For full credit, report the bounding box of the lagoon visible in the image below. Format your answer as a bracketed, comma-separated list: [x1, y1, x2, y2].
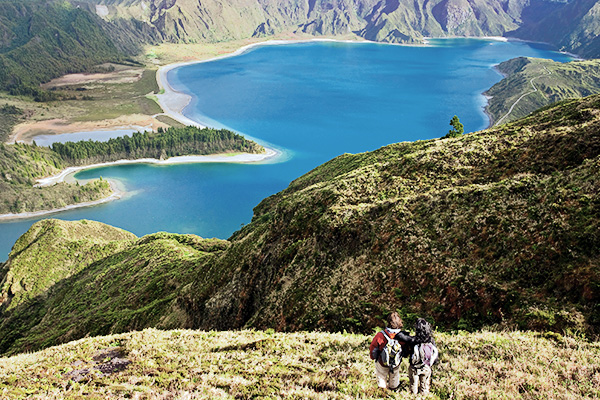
[31, 129, 149, 147]
[0, 39, 572, 260]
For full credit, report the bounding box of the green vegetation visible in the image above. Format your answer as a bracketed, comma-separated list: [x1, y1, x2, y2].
[0, 328, 598, 399]
[0, 219, 135, 311]
[51, 126, 265, 165]
[0, 221, 230, 355]
[442, 115, 464, 139]
[0, 1, 124, 95]
[0, 127, 264, 215]
[486, 57, 600, 125]
[0, 104, 23, 142]
[62, 68, 161, 122]
[1, 95, 599, 357]
[0, 142, 113, 215]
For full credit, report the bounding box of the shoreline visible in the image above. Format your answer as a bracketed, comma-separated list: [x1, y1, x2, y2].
[155, 38, 377, 126]
[0, 149, 277, 222]
[0, 180, 123, 222]
[156, 34, 569, 136]
[35, 149, 279, 187]
[3, 35, 571, 221]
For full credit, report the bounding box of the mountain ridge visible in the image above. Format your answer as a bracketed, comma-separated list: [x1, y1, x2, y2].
[1, 93, 598, 356]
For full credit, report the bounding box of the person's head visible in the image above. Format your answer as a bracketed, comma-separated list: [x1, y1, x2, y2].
[386, 312, 403, 330]
[415, 317, 433, 343]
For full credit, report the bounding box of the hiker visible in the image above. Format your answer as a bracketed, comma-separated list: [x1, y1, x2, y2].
[408, 318, 439, 395]
[369, 312, 415, 390]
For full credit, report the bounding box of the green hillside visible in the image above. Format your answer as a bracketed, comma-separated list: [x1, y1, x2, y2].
[0, 1, 124, 92]
[1, 94, 598, 356]
[512, 0, 600, 59]
[0, 127, 264, 215]
[0, 219, 135, 312]
[1, 0, 599, 103]
[0, 328, 598, 399]
[486, 57, 600, 125]
[0, 142, 113, 215]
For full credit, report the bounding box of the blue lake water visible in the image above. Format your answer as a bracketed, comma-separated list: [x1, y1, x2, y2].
[32, 129, 146, 147]
[0, 39, 572, 260]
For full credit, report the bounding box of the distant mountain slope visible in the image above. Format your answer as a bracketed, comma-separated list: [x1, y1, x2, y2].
[1, 95, 599, 355]
[1, 0, 599, 95]
[81, 0, 526, 43]
[0, 1, 125, 91]
[486, 57, 600, 124]
[512, 0, 600, 59]
[77, 0, 600, 57]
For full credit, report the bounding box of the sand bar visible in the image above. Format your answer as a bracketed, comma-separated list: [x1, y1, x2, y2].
[35, 148, 278, 187]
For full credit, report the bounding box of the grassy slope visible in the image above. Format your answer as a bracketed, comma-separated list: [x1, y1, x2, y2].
[189, 94, 600, 336]
[0, 219, 136, 311]
[0, 95, 598, 356]
[0, 143, 113, 214]
[0, 1, 123, 90]
[486, 57, 600, 125]
[60, 68, 161, 123]
[0, 328, 598, 399]
[0, 223, 229, 355]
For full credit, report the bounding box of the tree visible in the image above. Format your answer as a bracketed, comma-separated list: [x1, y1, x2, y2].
[444, 115, 464, 139]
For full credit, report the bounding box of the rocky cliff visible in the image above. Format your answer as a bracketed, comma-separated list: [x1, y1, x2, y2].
[78, 0, 600, 57]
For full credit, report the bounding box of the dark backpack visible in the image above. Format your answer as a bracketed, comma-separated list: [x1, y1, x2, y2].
[379, 331, 403, 370]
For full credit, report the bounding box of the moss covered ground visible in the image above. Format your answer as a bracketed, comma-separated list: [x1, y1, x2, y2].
[0, 328, 598, 399]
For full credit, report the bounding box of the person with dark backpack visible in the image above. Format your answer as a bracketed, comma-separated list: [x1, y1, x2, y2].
[408, 318, 439, 395]
[369, 312, 415, 390]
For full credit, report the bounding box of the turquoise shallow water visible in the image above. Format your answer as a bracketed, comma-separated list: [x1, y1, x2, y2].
[0, 39, 572, 260]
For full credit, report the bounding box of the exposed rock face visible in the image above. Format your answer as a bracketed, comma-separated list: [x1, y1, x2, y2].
[79, 0, 599, 57]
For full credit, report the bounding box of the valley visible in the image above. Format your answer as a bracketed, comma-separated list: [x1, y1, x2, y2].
[0, 1, 599, 398]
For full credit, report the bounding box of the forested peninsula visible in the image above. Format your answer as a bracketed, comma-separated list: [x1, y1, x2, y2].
[0, 126, 265, 216]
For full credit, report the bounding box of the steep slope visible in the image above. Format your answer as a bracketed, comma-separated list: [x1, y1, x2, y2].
[1, 328, 599, 399]
[0, 219, 136, 311]
[486, 57, 600, 125]
[0, 0, 125, 91]
[79, 0, 600, 57]
[1, 95, 599, 356]
[185, 94, 600, 336]
[0, 225, 228, 355]
[2, 0, 600, 96]
[511, 0, 600, 59]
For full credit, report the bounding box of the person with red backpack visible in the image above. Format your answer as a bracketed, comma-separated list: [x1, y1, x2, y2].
[408, 318, 439, 395]
[369, 312, 415, 390]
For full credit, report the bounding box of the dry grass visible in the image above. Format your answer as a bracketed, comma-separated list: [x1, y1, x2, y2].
[0, 328, 598, 399]
[143, 32, 363, 66]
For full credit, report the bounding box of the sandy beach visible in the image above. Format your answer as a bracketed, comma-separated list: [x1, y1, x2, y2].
[34, 149, 278, 188]
[3, 36, 527, 221]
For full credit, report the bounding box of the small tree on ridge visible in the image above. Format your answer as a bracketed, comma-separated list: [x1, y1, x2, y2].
[444, 115, 464, 139]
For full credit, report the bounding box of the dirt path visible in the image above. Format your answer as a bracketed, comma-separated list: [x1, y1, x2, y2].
[494, 66, 551, 126]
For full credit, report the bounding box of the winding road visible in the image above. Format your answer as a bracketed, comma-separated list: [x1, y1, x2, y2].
[494, 66, 551, 126]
